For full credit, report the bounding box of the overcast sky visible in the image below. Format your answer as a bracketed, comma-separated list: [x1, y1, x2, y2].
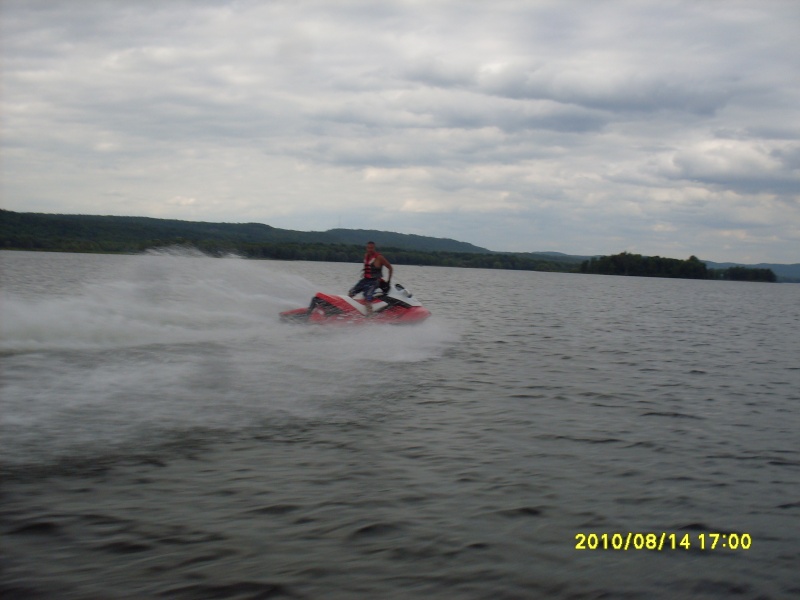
[2, 0, 799, 263]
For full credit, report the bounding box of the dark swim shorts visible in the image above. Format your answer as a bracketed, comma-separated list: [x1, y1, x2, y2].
[349, 278, 380, 301]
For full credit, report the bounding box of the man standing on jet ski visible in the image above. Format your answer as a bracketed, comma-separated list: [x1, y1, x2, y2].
[349, 241, 393, 316]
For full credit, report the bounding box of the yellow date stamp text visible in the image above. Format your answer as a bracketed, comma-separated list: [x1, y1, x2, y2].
[574, 532, 752, 551]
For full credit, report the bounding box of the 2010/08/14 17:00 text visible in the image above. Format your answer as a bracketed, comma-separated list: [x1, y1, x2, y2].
[575, 532, 752, 551]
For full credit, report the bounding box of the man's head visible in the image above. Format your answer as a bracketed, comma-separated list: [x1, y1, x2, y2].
[366, 241, 376, 252]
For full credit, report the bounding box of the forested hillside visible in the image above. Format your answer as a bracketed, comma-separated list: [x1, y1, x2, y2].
[0, 210, 577, 273]
[1, 210, 788, 281]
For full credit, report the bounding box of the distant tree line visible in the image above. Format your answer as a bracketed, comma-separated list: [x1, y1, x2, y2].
[1, 210, 777, 281]
[210, 242, 573, 272]
[0, 210, 575, 272]
[580, 252, 776, 282]
[717, 265, 778, 282]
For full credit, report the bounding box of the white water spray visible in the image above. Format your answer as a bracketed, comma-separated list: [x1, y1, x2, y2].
[0, 250, 457, 464]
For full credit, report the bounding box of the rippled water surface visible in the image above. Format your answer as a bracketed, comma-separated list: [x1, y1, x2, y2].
[1, 250, 799, 599]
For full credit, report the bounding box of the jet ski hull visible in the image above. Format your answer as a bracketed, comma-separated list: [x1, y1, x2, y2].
[280, 285, 431, 325]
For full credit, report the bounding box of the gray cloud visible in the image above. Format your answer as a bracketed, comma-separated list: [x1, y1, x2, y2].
[1, 0, 799, 263]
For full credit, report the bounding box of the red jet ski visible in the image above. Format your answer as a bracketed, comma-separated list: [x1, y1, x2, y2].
[280, 282, 431, 325]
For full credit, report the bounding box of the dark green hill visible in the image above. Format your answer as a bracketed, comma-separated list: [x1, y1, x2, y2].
[0, 209, 581, 272]
[2, 210, 793, 280]
[323, 228, 490, 253]
[0, 210, 486, 254]
[0, 210, 322, 250]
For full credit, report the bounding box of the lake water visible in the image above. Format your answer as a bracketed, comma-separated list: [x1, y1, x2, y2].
[1, 249, 798, 599]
